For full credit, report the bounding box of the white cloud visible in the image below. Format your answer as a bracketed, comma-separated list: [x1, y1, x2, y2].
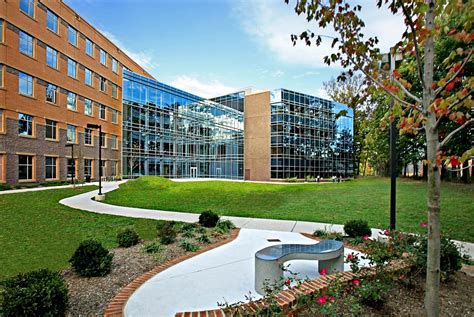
[170, 75, 237, 98]
[232, 0, 405, 68]
[256, 68, 285, 78]
[97, 29, 159, 73]
[293, 70, 320, 79]
[315, 87, 330, 100]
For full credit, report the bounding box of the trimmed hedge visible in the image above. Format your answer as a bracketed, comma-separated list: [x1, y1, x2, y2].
[69, 239, 113, 277]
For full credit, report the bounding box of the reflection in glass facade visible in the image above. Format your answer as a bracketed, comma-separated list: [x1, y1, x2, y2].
[270, 89, 354, 179]
[210, 91, 245, 112]
[122, 70, 244, 179]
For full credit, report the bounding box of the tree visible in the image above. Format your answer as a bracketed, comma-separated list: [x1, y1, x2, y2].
[323, 74, 368, 176]
[286, 1, 473, 316]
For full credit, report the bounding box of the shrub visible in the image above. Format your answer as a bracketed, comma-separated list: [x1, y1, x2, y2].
[199, 210, 220, 228]
[214, 219, 236, 234]
[181, 222, 197, 238]
[344, 220, 372, 238]
[116, 227, 140, 248]
[179, 239, 199, 252]
[197, 234, 211, 244]
[142, 241, 161, 254]
[355, 278, 393, 309]
[158, 222, 177, 245]
[1, 269, 69, 317]
[69, 239, 113, 277]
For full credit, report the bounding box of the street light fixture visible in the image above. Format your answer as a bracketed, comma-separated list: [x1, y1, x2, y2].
[87, 123, 103, 197]
[65, 143, 75, 188]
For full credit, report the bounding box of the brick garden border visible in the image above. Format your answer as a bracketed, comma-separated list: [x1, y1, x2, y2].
[103, 229, 240, 317]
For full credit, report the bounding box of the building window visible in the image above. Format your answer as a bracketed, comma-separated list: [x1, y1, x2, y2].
[99, 77, 106, 92]
[84, 98, 92, 116]
[85, 68, 93, 86]
[100, 49, 107, 65]
[85, 38, 93, 56]
[101, 160, 106, 176]
[110, 161, 117, 176]
[99, 104, 106, 120]
[84, 159, 92, 177]
[46, 10, 58, 33]
[67, 92, 76, 111]
[45, 119, 57, 140]
[111, 135, 117, 149]
[0, 20, 4, 43]
[84, 128, 92, 145]
[67, 58, 77, 78]
[112, 58, 118, 73]
[18, 72, 33, 97]
[111, 83, 117, 98]
[67, 159, 76, 178]
[111, 109, 118, 124]
[68, 26, 77, 46]
[67, 124, 76, 143]
[19, 0, 34, 18]
[100, 132, 106, 148]
[18, 113, 33, 136]
[18, 155, 34, 180]
[45, 84, 56, 103]
[45, 156, 57, 179]
[46, 46, 57, 68]
[0, 65, 3, 87]
[19, 31, 34, 57]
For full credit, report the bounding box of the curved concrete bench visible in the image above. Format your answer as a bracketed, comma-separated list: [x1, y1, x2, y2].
[255, 240, 344, 295]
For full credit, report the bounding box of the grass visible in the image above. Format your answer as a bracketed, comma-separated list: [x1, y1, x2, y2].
[0, 186, 165, 279]
[105, 177, 474, 242]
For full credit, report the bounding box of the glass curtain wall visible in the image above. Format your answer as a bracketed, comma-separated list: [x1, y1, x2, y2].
[270, 89, 354, 179]
[210, 91, 245, 112]
[122, 70, 244, 179]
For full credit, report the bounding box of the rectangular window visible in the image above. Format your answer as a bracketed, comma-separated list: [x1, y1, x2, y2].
[46, 10, 58, 33]
[67, 159, 76, 178]
[84, 159, 92, 177]
[111, 135, 117, 149]
[45, 157, 57, 179]
[100, 132, 106, 148]
[99, 104, 106, 120]
[111, 109, 118, 124]
[19, 0, 34, 18]
[18, 113, 33, 136]
[45, 119, 57, 140]
[112, 58, 118, 73]
[85, 38, 93, 56]
[45, 83, 56, 103]
[99, 77, 106, 92]
[0, 20, 3, 43]
[85, 68, 93, 86]
[18, 72, 33, 96]
[67, 92, 76, 111]
[67, 124, 76, 143]
[19, 31, 34, 57]
[110, 161, 116, 176]
[18, 155, 33, 180]
[84, 128, 92, 145]
[84, 98, 92, 116]
[100, 49, 107, 65]
[111, 83, 117, 98]
[67, 58, 77, 78]
[46, 46, 57, 68]
[68, 26, 77, 46]
[0, 65, 3, 87]
[101, 160, 106, 176]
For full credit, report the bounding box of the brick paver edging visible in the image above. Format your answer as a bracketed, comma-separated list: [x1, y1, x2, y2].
[174, 235, 411, 317]
[103, 229, 241, 317]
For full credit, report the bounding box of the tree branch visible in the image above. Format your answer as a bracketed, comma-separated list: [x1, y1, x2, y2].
[438, 118, 474, 150]
[392, 76, 422, 103]
[433, 89, 473, 130]
[434, 49, 473, 97]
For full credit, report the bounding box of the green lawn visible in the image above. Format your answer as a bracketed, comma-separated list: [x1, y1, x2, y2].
[105, 177, 474, 242]
[0, 187, 163, 279]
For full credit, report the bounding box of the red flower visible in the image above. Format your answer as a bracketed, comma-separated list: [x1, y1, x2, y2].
[352, 279, 360, 286]
[285, 279, 291, 287]
[317, 295, 328, 305]
[347, 254, 354, 260]
[420, 221, 428, 228]
[384, 229, 391, 236]
[363, 235, 369, 241]
[446, 82, 455, 91]
[320, 268, 328, 276]
[329, 296, 336, 302]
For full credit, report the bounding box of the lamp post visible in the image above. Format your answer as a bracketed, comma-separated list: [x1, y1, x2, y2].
[65, 143, 75, 188]
[87, 123, 102, 197]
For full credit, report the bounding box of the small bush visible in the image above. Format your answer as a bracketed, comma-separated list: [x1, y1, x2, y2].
[215, 219, 236, 234]
[142, 241, 161, 254]
[199, 210, 220, 228]
[69, 239, 113, 277]
[179, 239, 199, 252]
[181, 222, 197, 232]
[116, 227, 140, 248]
[158, 222, 177, 245]
[355, 278, 392, 309]
[1, 269, 69, 317]
[197, 234, 211, 244]
[344, 220, 372, 238]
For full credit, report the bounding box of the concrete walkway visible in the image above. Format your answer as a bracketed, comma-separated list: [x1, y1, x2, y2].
[58, 181, 474, 258]
[124, 228, 369, 317]
[0, 182, 100, 195]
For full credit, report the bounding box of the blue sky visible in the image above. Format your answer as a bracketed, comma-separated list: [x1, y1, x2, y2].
[64, 0, 405, 98]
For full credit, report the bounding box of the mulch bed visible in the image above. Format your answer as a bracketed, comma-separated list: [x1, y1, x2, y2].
[62, 230, 234, 316]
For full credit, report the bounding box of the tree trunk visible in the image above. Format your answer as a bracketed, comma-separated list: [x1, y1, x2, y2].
[424, 2, 440, 316]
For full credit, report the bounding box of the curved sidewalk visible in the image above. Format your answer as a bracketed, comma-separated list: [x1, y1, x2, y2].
[59, 181, 474, 258]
